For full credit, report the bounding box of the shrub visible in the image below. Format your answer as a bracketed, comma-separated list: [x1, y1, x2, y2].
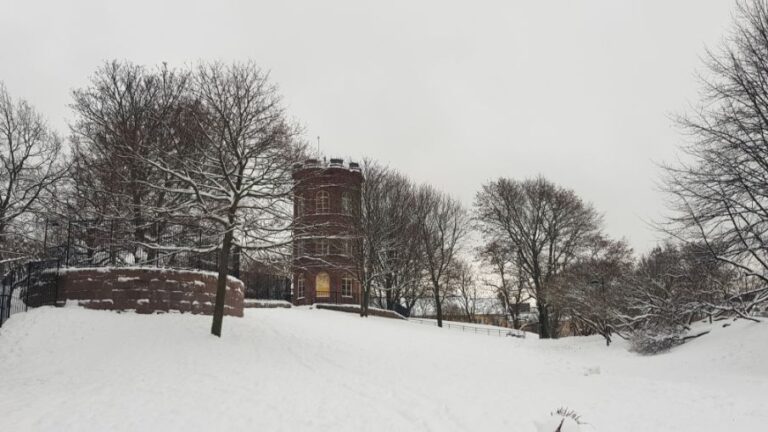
[629, 327, 684, 355]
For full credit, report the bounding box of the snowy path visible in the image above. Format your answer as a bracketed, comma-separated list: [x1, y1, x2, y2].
[0, 306, 765, 431]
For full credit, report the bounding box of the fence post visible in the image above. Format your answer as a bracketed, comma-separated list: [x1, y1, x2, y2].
[155, 222, 160, 268]
[65, 222, 72, 267]
[25, 262, 32, 311]
[197, 229, 203, 269]
[43, 219, 49, 252]
[109, 219, 115, 265]
[55, 259, 61, 307]
[1, 285, 6, 326]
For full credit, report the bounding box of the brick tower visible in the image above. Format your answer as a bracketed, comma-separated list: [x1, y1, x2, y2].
[292, 158, 363, 305]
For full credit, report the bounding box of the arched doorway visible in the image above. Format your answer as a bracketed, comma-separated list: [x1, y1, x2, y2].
[315, 272, 330, 298]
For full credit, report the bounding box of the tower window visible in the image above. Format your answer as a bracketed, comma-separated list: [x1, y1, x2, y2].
[317, 239, 330, 256]
[342, 277, 353, 297]
[342, 192, 352, 215]
[316, 190, 330, 213]
[296, 277, 305, 299]
[296, 239, 305, 256]
[296, 196, 305, 216]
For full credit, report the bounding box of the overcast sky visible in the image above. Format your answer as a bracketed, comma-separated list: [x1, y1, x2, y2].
[0, 0, 737, 253]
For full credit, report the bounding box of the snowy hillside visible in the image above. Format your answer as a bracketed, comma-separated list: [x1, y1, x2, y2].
[0, 306, 765, 431]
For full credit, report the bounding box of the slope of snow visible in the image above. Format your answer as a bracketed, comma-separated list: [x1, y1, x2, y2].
[0, 306, 765, 431]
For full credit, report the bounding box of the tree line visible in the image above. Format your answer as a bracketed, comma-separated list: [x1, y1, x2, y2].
[345, 0, 768, 349]
[1, 1, 767, 341]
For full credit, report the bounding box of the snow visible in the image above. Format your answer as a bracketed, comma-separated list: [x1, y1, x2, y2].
[409, 317, 530, 337]
[116, 276, 140, 282]
[244, 299, 292, 308]
[534, 415, 583, 432]
[314, 302, 406, 318]
[0, 306, 765, 431]
[56, 266, 244, 286]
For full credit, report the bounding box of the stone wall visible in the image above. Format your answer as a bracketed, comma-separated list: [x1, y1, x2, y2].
[57, 267, 244, 317]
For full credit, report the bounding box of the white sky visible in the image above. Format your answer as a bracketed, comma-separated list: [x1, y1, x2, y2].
[0, 0, 736, 253]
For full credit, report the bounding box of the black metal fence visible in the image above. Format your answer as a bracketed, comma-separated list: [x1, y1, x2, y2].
[0, 260, 60, 327]
[1, 218, 240, 326]
[41, 218, 239, 277]
[0, 218, 247, 326]
[241, 271, 291, 300]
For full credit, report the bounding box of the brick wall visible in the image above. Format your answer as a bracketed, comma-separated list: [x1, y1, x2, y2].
[58, 267, 244, 317]
[292, 161, 364, 306]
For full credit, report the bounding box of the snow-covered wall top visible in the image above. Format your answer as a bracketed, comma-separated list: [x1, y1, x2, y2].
[57, 267, 244, 317]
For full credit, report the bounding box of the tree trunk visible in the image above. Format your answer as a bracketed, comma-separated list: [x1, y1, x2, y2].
[434, 284, 443, 328]
[0, 222, 6, 264]
[384, 274, 395, 310]
[360, 279, 370, 317]
[211, 227, 233, 337]
[510, 303, 520, 330]
[538, 301, 552, 339]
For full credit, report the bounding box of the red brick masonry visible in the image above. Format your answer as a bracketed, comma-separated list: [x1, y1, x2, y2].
[57, 267, 244, 317]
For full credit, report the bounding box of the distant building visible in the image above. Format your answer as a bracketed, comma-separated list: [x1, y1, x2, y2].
[292, 158, 363, 306]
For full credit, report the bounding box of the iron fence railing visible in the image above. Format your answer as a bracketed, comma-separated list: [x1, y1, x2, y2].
[40, 218, 239, 277]
[0, 217, 250, 326]
[408, 317, 527, 338]
[0, 259, 60, 327]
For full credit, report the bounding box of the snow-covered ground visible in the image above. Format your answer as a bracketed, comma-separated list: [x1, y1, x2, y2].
[408, 317, 530, 336]
[0, 305, 765, 431]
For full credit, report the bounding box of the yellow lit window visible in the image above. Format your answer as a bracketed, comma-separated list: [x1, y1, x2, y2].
[316, 272, 330, 298]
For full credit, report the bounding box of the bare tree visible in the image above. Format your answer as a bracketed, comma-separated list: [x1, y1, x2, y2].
[449, 258, 479, 322]
[349, 161, 389, 316]
[69, 61, 192, 259]
[474, 176, 602, 338]
[624, 242, 740, 330]
[137, 61, 301, 336]
[0, 82, 66, 264]
[550, 237, 634, 345]
[664, 0, 768, 313]
[372, 169, 424, 314]
[415, 186, 468, 327]
[477, 240, 530, 329]
[349, 161, 423, 317]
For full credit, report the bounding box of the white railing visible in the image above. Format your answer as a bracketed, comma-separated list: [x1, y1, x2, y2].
[408, 318, 526, 338]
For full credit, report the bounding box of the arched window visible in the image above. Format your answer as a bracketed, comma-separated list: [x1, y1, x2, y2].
[341, 277, 353, 297]
[296, 277, 305, 299]
[341, 192, 352, 215]
[296, 196, 305, 217]
[316, 272, 330, 298]
[316, 190, 330, 213]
